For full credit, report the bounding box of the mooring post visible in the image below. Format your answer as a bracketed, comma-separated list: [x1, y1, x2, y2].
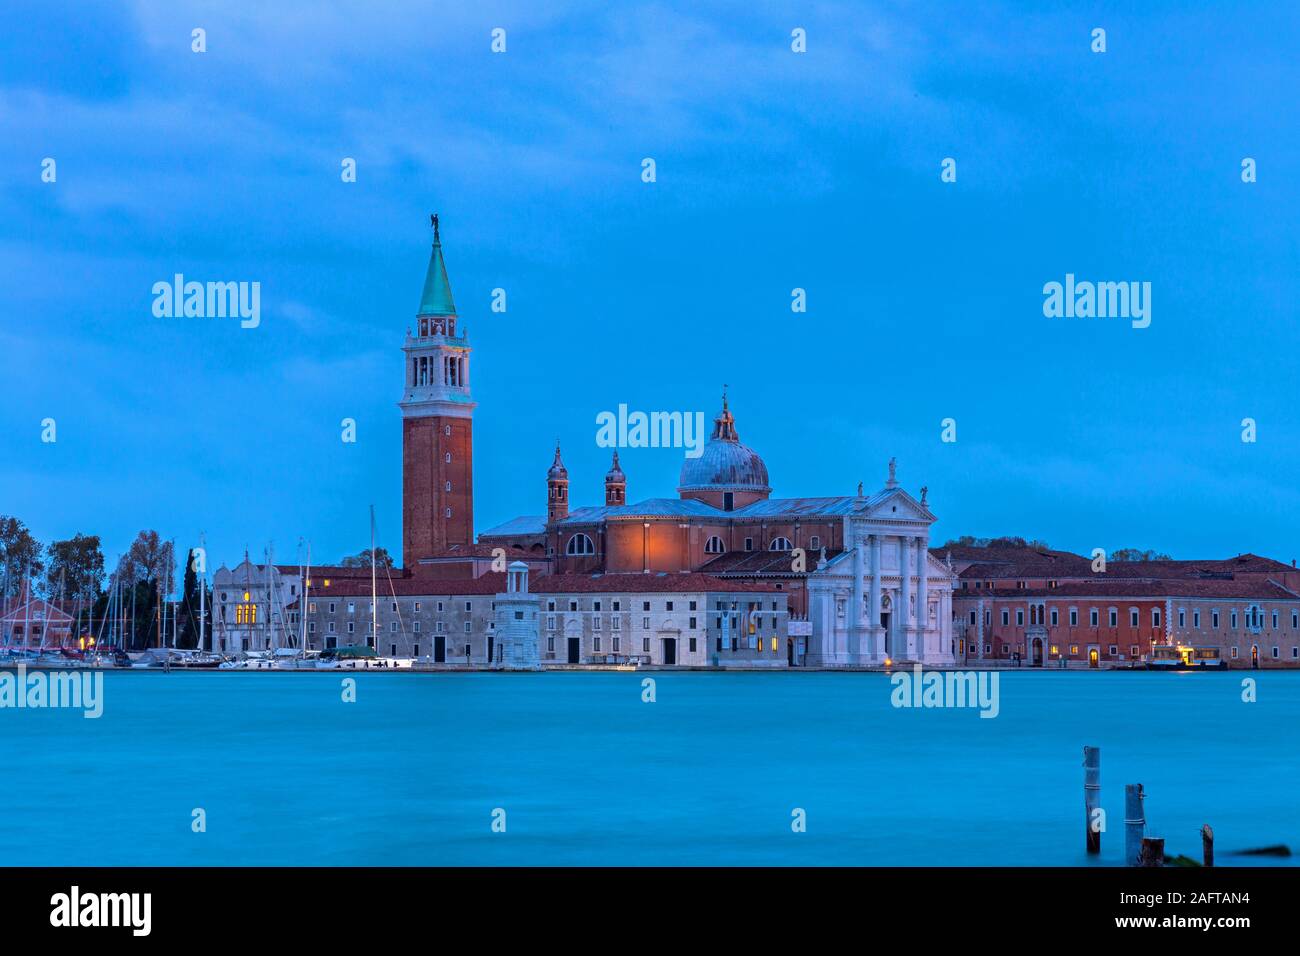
[1084, 746, 1101, 854]
[1139, 837, 1165, 867]
[1202, 824, 1214, 867]
[1124, 783, 1145, 866]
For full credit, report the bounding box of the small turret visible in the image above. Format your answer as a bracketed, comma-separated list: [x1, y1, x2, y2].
[605, 451, 626, 507]
[547, 442, 569, 522]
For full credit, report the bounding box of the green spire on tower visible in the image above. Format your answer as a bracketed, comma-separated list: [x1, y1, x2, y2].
[418, 213, 456, 316]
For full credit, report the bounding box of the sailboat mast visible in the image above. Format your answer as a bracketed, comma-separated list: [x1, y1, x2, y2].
[300, 540, 311, 656]
[198, 532, 207, 654]
[370, 506, 378, 657]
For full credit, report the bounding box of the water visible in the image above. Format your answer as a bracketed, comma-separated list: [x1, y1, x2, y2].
[2, 670, 1295, 866]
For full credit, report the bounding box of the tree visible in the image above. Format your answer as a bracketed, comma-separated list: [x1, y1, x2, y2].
[176, 548, 211, 649]
[1111, 548, 1172, 562]
[0, 515, 44, 598]
[117, 530, 175, 587]
[45, 534, 105, 606]
[341, 547, 394, 569]
[938, 535, 1052, 551]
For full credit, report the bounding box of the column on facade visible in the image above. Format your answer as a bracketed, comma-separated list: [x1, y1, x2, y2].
[915, 535, 928, 660]
[898, 536, 911, 659]
[868, 533, 882, 663]
[851, 536, 865, 663]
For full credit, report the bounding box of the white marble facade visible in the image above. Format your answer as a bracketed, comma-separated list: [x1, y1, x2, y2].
[806, 463, 956, 666]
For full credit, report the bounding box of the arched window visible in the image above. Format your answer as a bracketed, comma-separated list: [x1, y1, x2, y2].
[769, 537, 793, 551]
[566, 533, 595, 556]
[705, 536, 726, 554]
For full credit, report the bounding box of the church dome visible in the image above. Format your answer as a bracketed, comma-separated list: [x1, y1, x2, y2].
[677, 394, 770, 493]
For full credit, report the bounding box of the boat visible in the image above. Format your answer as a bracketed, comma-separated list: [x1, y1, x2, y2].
[1145, 645, 1224, 670]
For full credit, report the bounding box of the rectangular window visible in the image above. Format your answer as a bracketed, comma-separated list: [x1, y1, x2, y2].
[1231, 610, 1238, 628]
[612, 617, 621, 630]
[1108, 644, 1118, 655]
[690, 637, 698, 653]
[1069, 608, 1078, 626]
[593, 616, 601, 630]
[613, 601, 620, 611]
[1015, 609, 1024, 627]
[547, 616, 555, 630]
[547, 636, 555, 652]
[666, 601, 674, 611]
[969, 611, 977, 625]
[642, 617, 650, 629]
[642, 601, 650, 611]
[643, 638, 650, 652]
[744, 538, 753, 551]
[1090, 608, 1099, 627]
[414, 602, 421, 613]
[464, 622, 471, 633]
[689, 600, 697, 611]
[1050, 608, 1058, 626]
[689, 617, 697, 629]
[594, 636, 602, 652]
[1108, 609, 1117, 627]
[1001, 610, 1009, 626]
[1178, 609, 1185, 628]
[1152, 609, 1161, 628]
[413, 621, 421, 633]
[1129, 645, 1139, 657]
[465, 601, 472, 612]
[593, 600, 602, 612]
[1130, 610, 1139, 627]
[1272, 611, 1279, 629]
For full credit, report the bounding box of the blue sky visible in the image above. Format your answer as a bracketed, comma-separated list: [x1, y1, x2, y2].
[2, 0, 1299, 577]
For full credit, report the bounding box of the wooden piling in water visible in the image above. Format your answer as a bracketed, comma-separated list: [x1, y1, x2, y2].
[1139, 837, 1165, 867]
[1202, 825, 1214, 867]
[1083, 746, 1101, 854]
[1124, 783, 1145, 866]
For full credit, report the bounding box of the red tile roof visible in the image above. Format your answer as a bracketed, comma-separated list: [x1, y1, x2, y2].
[307, 571, 783, 598]
[972, 579, 1300, 600]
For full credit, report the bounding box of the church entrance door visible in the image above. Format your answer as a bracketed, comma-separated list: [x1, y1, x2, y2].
[662, 638, 677, 665]
[1031, 638, 1044, 666]
[567, 637, 580, 664]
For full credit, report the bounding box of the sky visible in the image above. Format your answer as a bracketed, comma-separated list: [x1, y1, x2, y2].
[2, 0, 1299, 580]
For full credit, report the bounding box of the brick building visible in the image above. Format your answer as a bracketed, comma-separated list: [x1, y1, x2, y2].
[949, 544, 1300, 667]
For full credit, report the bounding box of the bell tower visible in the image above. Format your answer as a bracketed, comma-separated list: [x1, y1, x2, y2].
[400, 214, 475, 568]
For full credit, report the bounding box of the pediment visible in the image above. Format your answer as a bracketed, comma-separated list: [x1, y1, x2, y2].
[857, 488, 934, 524]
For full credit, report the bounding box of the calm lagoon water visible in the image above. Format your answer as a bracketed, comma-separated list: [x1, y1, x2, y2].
[2, 670, 1296, 866]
